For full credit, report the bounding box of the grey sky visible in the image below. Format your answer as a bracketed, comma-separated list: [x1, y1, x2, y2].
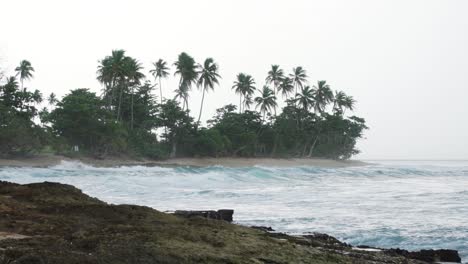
[1, 0, 467, 159]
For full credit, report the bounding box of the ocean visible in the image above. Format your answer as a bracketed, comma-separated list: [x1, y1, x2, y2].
[0, 160, 467, 261]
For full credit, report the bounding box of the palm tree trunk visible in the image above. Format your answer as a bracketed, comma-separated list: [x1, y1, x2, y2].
[308, 136, 319, 157]
[109, 77, 116, 110]
[239, 94, 242, 113]
[159, 77, 167, 135]
[159, 77, 163, 104]
[197, 88, 206, 123]
[130, 86, 134, 130]
[117, 82, 125, 121]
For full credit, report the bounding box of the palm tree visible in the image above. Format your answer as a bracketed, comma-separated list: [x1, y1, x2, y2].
[255, 86, 277, 120]
[174, 52, 198, 111]
[240, 75, 256, 113]
[197, 58, 220, 123]
[149, 59, 170, 104]
[343, 95, 356, 115]
[97, 56, 113, 107]
[232, 73, 246, 113]
[265, 65, 284, 95]
[243, 94, 254, 111]
[333, 91, 345, 114]
[289, 66, 308, 96]
[278, 77, 294, 99]
[32, 89, 43, 104]
[232, 73, 256, 113]
[333, 90, 356, 115]
[124, 57, 145, 129]
[294, 86, 315, 111]
[173, 89, 186, 106]
[97, 50, 127, 112]
[15, 60, 34, 89]
[48, 93, 58, 106]
[311, 80, 334, 114]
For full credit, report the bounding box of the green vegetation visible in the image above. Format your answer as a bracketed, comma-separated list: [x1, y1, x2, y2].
[0, 51, 367, 159]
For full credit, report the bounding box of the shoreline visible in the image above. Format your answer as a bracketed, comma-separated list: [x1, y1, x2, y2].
[0, 154, 370, 168]
[0, 181, 461, 263]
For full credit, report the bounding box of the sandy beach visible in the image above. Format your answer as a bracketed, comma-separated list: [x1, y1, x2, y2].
[0, 154, 368, 168]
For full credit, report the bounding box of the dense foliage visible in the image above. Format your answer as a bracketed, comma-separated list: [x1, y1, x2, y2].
[0, 52, 367, 159]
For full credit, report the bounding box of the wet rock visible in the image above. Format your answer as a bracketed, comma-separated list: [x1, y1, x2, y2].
[385, 248, 461, 263]
[174, 209, 234, 222]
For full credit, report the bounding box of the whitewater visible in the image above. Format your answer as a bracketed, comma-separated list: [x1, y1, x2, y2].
[0, 160, 467, 261]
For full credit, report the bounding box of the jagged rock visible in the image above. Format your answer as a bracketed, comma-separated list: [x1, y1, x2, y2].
[174, 209, 234, 222]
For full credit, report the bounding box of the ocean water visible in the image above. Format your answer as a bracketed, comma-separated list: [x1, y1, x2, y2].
[0, 160, 467, 261]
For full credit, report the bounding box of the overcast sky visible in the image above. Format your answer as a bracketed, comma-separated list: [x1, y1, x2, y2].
[1, 0, 467, 159]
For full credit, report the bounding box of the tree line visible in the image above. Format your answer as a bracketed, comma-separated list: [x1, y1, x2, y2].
[0, 51, 367, 159]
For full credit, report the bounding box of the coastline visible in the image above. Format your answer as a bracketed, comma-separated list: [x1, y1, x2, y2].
[0, 181, 461, 263]
[0, 154, 369, 168]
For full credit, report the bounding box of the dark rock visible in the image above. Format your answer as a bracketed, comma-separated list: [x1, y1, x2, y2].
[385, 248, 461, 263]
[174, 209, 234, 222]
[217, 209, 234, 222]
[250, 226, 275, 232]
[303, 232, 351, 248]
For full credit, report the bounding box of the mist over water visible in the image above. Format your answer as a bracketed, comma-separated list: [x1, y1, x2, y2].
[1, 160, 467, 260]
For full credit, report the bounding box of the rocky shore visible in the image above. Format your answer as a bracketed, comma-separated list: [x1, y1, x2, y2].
[0, 181, 461, 264]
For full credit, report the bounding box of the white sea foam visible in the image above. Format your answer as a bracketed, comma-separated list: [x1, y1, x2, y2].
[1, 160, 467, 260]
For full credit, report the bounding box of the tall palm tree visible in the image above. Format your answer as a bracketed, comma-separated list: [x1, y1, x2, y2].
[265, 65, 284, 95]
[232, 73, 256, 113]
[255, 86, 277, 120]
[197, 58, 220, 123]
[278, 77, 294, 99]
[311, 80, 334, 114]
[15, 60, 35, 89]
[232, 73, 246, 113]
[294, 86, 315, 111]
[289, 66, 308, 96]
[174, 52, 199, 111]
[149, 59, 170, 104]
[240, 75, 256, 113]
[97, 56, 113, 107]
[48, 93, 58, 106]
[97, 50, 127, 112]
[124, 57, 145, 129]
